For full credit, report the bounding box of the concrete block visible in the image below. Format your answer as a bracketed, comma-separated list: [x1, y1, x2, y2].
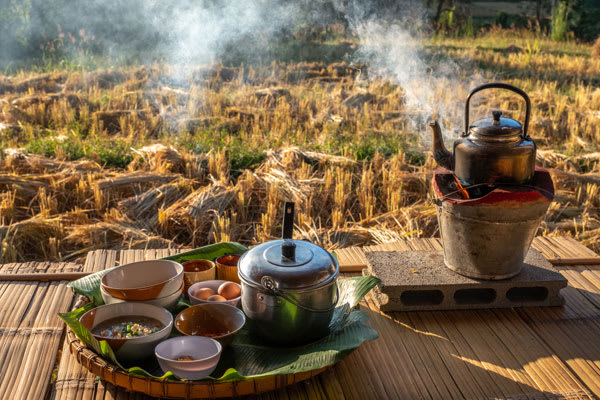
[364, 249, 567, 312]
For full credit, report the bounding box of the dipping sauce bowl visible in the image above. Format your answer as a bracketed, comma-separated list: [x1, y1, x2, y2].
[155, 336, 222, 380]
[182, 259, 216, 295]
[215, 255, 241, 284]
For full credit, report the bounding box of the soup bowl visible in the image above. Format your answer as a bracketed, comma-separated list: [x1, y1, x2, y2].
[101, 260, 183, 301]
[80, 302, 173, 363]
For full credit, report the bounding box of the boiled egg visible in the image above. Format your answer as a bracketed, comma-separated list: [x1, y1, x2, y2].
[207, 294, 228, 302]
[194, 287, 215, 300]
[218, 281, 241, 300]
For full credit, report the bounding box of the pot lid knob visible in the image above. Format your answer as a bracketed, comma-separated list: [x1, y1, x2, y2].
[281, 240, 296, 261]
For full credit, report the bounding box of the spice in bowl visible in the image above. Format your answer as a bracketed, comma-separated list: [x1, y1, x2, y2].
[175, 355, 195, 361]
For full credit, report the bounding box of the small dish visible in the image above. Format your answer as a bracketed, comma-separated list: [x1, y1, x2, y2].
[101, 282, 183, 310]
[80, 302, 173, 363]
[101, 260, 183, 301]
[155, 336, 222, 380]
[188, 280, 241, 307]
[182, 259, 216, 295]
[175, 303, 246, 347]
[215, 255, 241, 283]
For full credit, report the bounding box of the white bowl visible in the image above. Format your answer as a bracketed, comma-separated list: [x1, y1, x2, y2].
[101, 260, 184, 301]
[155, 336, 222, 380]
[101, 283, 183, 310]
[80, 302, 173, 364]
[188, 280, 241, 307]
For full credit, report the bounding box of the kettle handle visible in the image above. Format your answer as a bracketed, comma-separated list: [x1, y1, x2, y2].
[465, 82, 531, 137]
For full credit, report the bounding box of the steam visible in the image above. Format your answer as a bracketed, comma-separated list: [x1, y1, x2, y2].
[352, 20, 484, 139]
[156, 1, 298, 66]
[1, 0, 485, 138]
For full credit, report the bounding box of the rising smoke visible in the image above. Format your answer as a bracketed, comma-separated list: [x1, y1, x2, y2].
[1, 0, 483, 137]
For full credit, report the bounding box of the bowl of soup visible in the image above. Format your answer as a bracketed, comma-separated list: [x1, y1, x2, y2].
[80, 302, 173, 363]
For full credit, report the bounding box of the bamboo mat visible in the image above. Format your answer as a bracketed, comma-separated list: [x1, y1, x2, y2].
[1, 237, 598, 399]
[0, 261, 80, 400]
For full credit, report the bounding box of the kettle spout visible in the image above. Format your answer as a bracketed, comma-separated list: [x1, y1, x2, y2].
[429, 120, 452, 170]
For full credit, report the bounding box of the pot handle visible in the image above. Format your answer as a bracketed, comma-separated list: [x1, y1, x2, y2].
[465, 82, 531, 137]
[261, 276, 339, 313]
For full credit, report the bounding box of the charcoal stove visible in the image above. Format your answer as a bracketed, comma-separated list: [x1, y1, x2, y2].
[366, 83, 567, 311]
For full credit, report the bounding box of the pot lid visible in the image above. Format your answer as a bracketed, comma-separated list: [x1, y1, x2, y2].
[470, 110, 522, 137]
[238, 201, 339, 290]
[238, 239, 339, 290]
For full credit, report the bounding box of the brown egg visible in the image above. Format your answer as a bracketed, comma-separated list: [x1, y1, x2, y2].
[218, 281, 241, 300]
[207, 294, 227, 302]
[193, 287, 215, 300]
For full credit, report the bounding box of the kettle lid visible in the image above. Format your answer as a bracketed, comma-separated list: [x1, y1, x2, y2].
[469, 110, 522, 137]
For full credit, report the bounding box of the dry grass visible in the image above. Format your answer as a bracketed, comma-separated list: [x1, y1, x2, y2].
[1, 31, 599, 262]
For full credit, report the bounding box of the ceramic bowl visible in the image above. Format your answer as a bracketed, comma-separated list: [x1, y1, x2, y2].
[155, 336, 222, 380]
[188, 280, 241, 307]
[182, 259, 216, 295]
[80, 302, 173, 364]
[174, 303, 246, 347]
[101, 282, 183, 310]
[215, 255, 241, 284]
[101, 260, 183, 301]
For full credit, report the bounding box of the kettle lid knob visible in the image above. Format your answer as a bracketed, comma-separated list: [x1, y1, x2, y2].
[492, 110, 502, 124]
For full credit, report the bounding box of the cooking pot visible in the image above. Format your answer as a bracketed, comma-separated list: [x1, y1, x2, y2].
[238, 202, 339, 345]
[430, 82, 536, 186]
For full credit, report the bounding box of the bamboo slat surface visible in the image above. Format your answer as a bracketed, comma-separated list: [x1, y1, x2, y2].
[0, 261, 80, 400]
[1, 236, 599, 399]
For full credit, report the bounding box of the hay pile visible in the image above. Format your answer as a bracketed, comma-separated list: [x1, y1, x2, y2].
[1, 143, 597, 264]
[1, 59, 599, 262]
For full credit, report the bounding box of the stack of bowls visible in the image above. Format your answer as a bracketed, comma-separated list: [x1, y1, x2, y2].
[101, 260, 184, 310]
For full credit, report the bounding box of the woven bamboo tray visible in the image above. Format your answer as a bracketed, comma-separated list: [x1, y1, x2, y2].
[65, 329, 331, 399]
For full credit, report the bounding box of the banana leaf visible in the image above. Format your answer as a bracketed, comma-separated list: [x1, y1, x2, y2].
[60, 242, 380, 381]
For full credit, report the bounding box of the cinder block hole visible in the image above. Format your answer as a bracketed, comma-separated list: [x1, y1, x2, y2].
[453, 288, 496, 304]
[400, 290, 444, 306]
[506, 287, 548, 303]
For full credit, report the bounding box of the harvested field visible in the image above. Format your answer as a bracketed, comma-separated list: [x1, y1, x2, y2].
[1, 31, 599, 262]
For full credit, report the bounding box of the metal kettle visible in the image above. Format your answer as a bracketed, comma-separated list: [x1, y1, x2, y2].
[430, 83, 536, 186]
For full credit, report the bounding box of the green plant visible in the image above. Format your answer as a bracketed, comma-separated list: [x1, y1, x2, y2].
[551, 1, 573, 41]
